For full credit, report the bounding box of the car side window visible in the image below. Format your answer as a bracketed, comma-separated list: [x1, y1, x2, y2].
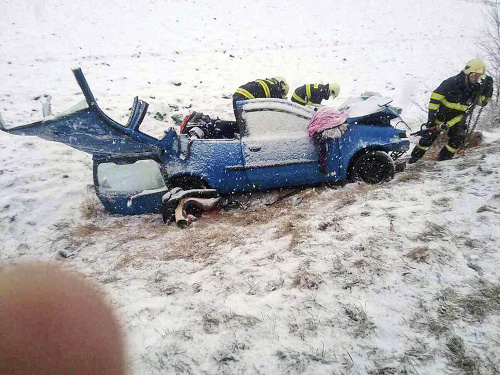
[97, 159, 165, 194]
[243, 110, 310, 139]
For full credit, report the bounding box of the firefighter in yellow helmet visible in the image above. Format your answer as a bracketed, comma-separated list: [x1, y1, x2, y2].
[291, 82, 340, 106]
[409, 58, 494, 163]
[232, 77, 288, 120]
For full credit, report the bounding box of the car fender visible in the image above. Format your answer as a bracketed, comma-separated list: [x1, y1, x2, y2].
[337, 124, 409, 180]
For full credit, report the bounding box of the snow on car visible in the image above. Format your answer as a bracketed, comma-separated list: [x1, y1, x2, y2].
[0, 68, 410, 215]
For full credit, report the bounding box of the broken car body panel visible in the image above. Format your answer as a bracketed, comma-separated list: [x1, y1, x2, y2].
[2, 69, 178, 156]
[0, 69, 409, 215]
[93, 154, 167, 215]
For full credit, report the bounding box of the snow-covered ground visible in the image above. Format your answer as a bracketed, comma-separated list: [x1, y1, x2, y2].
[1, 0, 499, 373]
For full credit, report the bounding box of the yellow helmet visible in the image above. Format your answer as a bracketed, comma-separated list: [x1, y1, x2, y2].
[463, 58, 486, 75]
[274, 76, 288, 98]
[328, 82, 340, 98]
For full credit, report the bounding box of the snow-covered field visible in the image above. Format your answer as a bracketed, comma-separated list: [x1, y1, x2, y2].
[1, 0, 500, 373]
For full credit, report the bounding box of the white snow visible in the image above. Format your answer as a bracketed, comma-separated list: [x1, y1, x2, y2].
[1, 0, 500, 374]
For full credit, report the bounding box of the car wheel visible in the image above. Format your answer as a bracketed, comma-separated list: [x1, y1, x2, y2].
[167, 175, 208, 190]
[351, 151, 395, 184]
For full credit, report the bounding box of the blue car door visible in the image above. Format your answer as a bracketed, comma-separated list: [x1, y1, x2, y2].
[93, 155, 168, 215]
[241, 106, 338, 190]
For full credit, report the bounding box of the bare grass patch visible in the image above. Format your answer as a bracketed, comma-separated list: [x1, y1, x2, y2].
[405, 246, 430, 262]
[73, 223, 104, 237]
[56, 223, 105, 249]
[274, 219, 307, 249]
[113, 250, 148, 270]
[432, 197, 452, 208]
[317, 215, 343, 231]
[291, 269, 322, 290]
[416, 222, 447, 242]
[458, 284, 500, 322]
[80, 196, 105, 219]
[275, 346, 336, 374]
[334, 191, 358, 209]
[161, 242, 220, 263]
[430, 283, 500, 337]
[161, 225, 244, 263]
[342, 303, 375, 337]
[446, 336, 480, 375]
[220, 203, 287, 227]
[398, 171, 422, 182]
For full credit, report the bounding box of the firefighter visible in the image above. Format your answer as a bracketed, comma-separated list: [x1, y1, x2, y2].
[291, 82, 340, 106]
[292, 82, 340, 105]
[408, 58, 494, 163]
[232, 77, 289, 120]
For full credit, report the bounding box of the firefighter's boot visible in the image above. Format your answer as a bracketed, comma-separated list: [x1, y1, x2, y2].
[408, 145, 427, 164]
[437, 145, 456, 161]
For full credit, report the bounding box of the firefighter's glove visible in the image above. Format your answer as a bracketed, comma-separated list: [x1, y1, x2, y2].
[480, 99, 490, 107]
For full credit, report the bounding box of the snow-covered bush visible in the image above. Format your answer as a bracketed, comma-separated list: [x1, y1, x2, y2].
[481, 0, 500, 125]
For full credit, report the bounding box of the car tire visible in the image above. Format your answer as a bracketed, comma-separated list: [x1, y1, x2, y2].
[350, 150, 395, 184]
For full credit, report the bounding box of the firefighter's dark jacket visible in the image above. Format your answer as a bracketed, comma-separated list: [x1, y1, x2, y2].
[428, 72, 493, 127]
[233, 79, 283, 102]
[291, 84, 329, 105]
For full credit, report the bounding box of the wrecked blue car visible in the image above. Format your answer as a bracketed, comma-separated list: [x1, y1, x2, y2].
[0, 68, 409, 215]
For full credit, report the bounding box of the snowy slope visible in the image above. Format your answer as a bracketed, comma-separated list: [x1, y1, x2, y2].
[1, 0, 500, 374]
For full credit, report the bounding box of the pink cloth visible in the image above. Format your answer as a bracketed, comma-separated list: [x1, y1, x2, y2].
[308, 107, 349, 137]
